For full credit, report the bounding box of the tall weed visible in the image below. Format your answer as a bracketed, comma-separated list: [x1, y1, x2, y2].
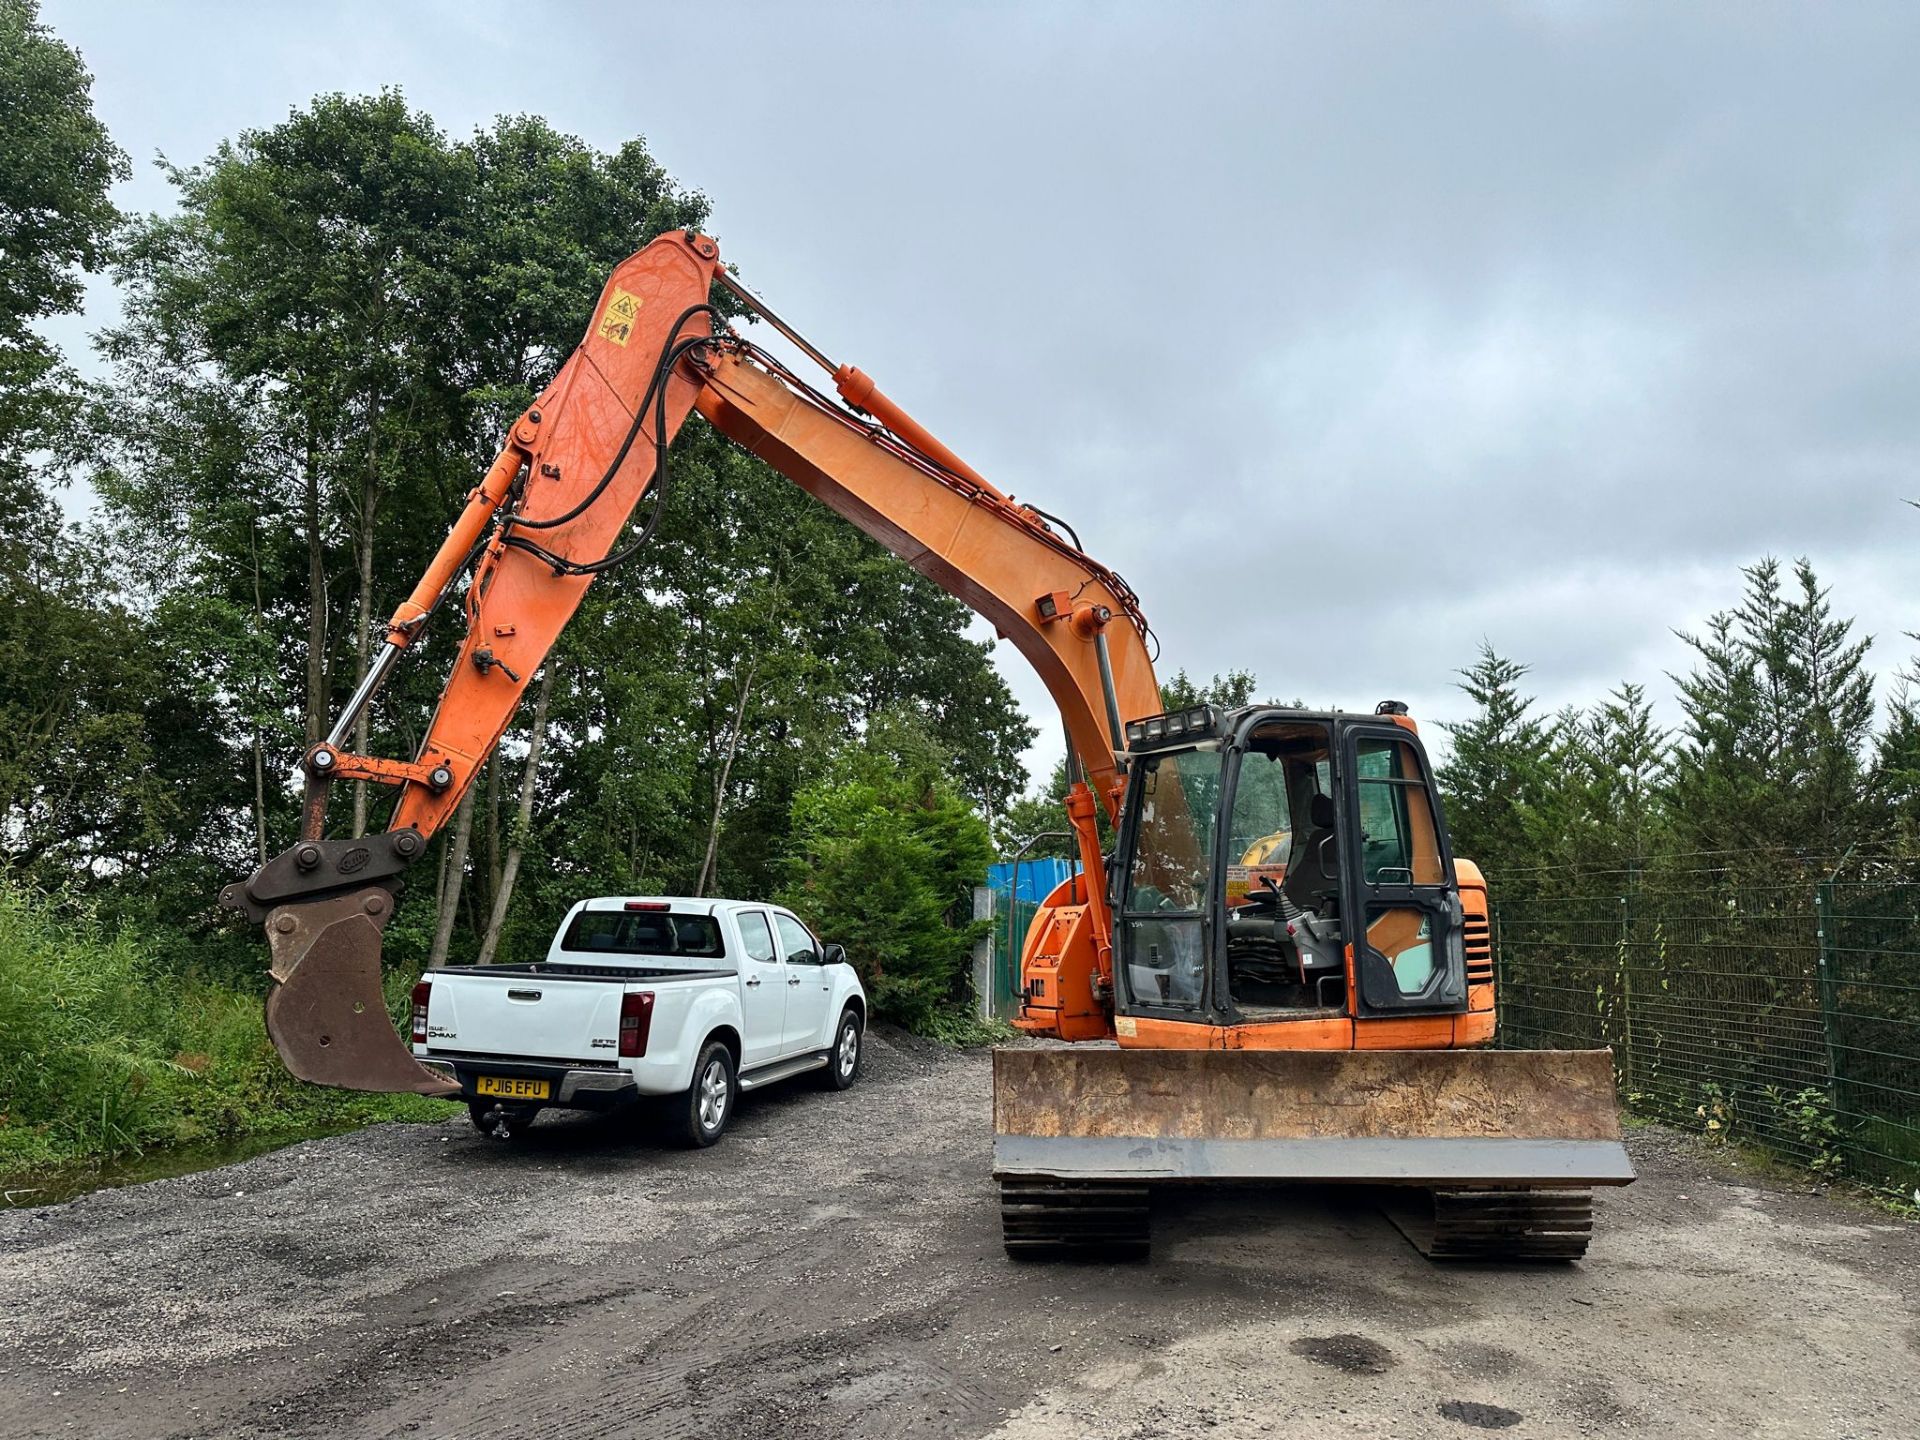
[0, 884, 449, 1175]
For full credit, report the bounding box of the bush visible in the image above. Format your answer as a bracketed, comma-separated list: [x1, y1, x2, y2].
[0, 883, 450, 1177]
[777, 732, 991, 1032]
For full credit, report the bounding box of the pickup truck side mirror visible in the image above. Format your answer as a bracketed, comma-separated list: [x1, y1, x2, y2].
[822, 942, 848, 966]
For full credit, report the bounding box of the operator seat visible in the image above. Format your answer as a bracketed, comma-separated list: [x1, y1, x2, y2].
[1282, 792, 1341, 914]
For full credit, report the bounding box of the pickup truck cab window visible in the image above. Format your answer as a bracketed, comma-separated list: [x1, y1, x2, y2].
[775, 913, 821, 966]
[562, 909, 725, 958]
[738, 911, 779, 965]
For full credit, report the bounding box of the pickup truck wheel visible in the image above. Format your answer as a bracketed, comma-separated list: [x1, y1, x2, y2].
[818, 1008, 863, 1091]
[675, 1041, 736, 1148]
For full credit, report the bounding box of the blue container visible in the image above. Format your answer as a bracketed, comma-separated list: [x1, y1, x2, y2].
[989, 857, 1077, 904]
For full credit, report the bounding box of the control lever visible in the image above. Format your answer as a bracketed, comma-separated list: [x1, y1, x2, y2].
[1262, 876, 1341, 988]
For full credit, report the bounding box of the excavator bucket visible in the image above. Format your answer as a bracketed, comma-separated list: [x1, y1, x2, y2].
[993, 1046, 1633, 1260]
[219, 835, 460, 1098]
[258, 888, 460, 1097]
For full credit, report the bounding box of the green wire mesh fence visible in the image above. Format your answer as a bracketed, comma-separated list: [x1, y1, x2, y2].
[1494, 857, 1920, 1198]
[986, 895, 1041, 1021]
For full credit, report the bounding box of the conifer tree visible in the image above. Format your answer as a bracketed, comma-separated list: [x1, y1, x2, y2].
[1669, 558, 1871, 862]
[1435, 645, 1556, 880]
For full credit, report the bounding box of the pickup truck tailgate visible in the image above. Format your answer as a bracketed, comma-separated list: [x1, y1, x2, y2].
[428, 972, 623, 1063]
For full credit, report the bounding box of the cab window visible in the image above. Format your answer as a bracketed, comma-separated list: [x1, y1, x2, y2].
[1354, 739, 1444, 885]
[775, 913, 821, 966]
[562, 909, 726, 957]
[1226, 752, 1292, 870]
[1123, 750, 1221, 913]
[739, 912, 779, 966]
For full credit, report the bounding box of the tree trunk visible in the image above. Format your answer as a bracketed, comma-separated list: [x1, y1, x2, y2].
[247, 516, 270, 864]
[302, 424, 329, 744]
[428, 780, 480, 969]
[476, 665, 556, 966]
[251, 731, 269, 865]
[351, 470, 380, 836]
[484, 755, 502, 920]
[694, 659, 759, 898]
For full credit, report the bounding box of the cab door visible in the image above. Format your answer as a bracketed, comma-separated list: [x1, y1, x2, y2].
[774, 912, 835, 1055]
[1339, 726, 1468, 1016]
[734, 910, 788, 1067]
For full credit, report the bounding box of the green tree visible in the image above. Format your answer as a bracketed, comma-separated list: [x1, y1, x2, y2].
[1539, 682, 1671, 873]
[96, 99, 710, 936]
[104, 92, 476, 840]
[1871, 662, 1920, 850]
[1160, 667, 1261, 711]
[0, 0, 125, 457]
[1669, 558, 1873, 861]
[97, 92, 1033, 979]
[0, 480, 210, 886]
[1436, 645, 1557, 880]
[0, 3, 215, 895]
[777, 723, 992, 1028]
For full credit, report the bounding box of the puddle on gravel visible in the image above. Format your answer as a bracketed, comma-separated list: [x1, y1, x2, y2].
[1289, 1333, 1397, 1374]
[1, 1126, 359, 1209]
[1438, 1399, 1524, 1429]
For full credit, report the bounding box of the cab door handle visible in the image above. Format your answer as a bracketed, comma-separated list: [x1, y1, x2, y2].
[744, 976, 762, 988]
[787, 976, 802, 986]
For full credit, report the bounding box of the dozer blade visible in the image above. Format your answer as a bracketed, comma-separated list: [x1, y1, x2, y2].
[257, 886, 459, 1097]
[992, 1046, 1632, 1259]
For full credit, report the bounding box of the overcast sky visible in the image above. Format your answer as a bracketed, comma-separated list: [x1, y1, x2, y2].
[40, 0, 1920, 786]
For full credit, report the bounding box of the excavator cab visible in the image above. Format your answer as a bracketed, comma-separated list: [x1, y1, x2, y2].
[995, 701, 1633, 1261]
[1114, 704, 1468, 1029]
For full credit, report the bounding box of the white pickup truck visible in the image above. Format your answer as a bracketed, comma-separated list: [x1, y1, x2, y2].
[409, 897, 867, 1146]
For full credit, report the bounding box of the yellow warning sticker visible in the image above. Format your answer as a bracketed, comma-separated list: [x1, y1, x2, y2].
[597, 287, 642, 347]
[1115, 1015, 1137, 1038]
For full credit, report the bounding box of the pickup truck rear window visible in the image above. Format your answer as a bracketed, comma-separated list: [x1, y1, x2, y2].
[560, 910, 726, 958]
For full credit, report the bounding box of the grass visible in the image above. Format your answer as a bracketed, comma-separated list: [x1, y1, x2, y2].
[0, 884, 453, 1181]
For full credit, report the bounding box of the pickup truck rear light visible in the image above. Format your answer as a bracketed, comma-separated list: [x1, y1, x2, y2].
[624, 900, 670, 911]
[410, 981, 431, 1044]
[618, 991, 655, 1057]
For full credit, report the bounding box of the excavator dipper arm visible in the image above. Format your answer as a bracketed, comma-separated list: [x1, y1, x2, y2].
[221, 231, 1158, 1091]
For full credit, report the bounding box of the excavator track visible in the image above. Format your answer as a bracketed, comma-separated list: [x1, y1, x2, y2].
[999, 1179, 1151, 1260]
[1386, 1186, 1595, 1261]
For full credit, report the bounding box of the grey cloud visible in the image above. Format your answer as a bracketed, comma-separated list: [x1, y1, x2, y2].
[43, 0, 1920, 779]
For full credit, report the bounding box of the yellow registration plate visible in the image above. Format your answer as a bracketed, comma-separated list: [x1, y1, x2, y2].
[475, 1075, 550, 1100]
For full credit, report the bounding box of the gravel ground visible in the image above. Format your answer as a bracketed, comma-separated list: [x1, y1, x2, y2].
[1, 1029, 1916, 1440]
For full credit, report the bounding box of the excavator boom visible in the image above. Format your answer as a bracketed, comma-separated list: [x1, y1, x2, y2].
[220, 229, 1153, 1088]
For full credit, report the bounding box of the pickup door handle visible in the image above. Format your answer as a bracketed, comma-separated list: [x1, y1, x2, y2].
[787, 976, 802, 986]
[744, 976, 762, 987]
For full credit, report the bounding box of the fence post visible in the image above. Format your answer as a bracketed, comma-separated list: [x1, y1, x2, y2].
[1492, 901, 1505, 1047]
[1617, 894, 1635, 1097]
[971, 885, 995, 1021]
[1813, 880, 1842, 1111]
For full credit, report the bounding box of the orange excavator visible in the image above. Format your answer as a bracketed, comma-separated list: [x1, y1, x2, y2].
[220, 230, 1632, 1260]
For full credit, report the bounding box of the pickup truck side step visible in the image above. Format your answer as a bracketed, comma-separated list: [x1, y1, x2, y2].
[737, 1050, 831, 1092]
